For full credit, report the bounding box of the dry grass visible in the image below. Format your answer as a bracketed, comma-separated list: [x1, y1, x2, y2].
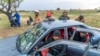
[0, 10, 100, 39]
[0, 14, 30, 39]
[0, 26, 29, 39]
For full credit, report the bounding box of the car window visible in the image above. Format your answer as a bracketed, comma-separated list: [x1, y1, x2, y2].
[66, 25, 88, 40]
[91, 41, 100, 53]
[36, 28, 65, 48]
[66, 25, 93, 43]
[72, 31, 93, 43]
[17, 24, 47, 53]
[97, 41, 100, 50]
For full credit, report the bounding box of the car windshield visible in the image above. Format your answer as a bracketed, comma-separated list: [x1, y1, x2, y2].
[17, 24, 46, 53]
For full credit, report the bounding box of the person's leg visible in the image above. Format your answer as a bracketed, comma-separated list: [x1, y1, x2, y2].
[15, 20, 18, 27]
[10, 21, 14, 27]
[11, 23, 13, 27]
[17, 21, 21, 27]
[12, 20, 17, 27]
[41, 49, 49, 56]
[18, 22, 21, 27]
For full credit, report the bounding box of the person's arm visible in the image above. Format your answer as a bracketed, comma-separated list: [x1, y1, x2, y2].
[13, 14, 16, 17]
[31, 17, 43, 26]
[39, 17, 43, 22]
[35, 17, 42, 23]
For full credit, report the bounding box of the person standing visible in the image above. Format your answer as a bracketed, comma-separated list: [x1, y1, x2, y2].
[44, 11, 55, 21]
[59, 11, 70, 20]
[27, 16, 33, 25]
[13, 11, 21, 27]
[75, 15, 85, 23]
[32, 10, 42, 25]
[8, 11, 16, 27]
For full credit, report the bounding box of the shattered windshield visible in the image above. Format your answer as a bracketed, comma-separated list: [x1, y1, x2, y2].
[17, 24, 46, 53]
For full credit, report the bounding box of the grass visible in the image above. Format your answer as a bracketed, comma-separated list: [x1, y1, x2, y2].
[0, 10, 100, 39]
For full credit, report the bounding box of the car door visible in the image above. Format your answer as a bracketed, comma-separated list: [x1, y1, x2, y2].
[87, 41, 100, 56]
[33, 40, 88, 56]
[65, 28, 95, 56]
[31, 28, 66, 56]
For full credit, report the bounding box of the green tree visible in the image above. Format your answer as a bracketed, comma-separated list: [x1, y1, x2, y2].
[0, 0, 22, 25]
[57, 8, 60, 11]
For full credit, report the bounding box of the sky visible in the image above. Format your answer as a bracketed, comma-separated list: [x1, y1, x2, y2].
[18, 0, 100, 10]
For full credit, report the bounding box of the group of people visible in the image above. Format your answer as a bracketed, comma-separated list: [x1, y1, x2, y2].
[8, 10, 85, 27]
[8, 11, 21, 27]
[27, 10, 85, 26]
[28, 10, 86, 56]
[23, 10, 87, 56]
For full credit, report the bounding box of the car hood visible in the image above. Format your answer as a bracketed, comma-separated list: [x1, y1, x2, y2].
[0, 36, 23, 56]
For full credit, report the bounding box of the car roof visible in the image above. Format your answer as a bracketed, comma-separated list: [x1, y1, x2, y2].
[41, 20, 87, 29]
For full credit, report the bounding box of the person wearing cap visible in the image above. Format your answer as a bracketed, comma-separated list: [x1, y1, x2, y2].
[32, 10, 42, 25]
[75, 15, 85, 23]
[59, 11, 70, 20]
[44, 11, 55, 21]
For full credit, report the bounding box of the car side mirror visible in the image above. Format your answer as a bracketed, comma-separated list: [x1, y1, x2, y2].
[90, 37, 100, 45]
[90, 37, 100, 49]
[97, 41, 100, 49]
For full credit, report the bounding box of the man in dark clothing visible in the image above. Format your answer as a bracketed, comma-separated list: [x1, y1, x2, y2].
[73, 32, 87, 42]
[59, 11, 70, 20]
[8, 12, 16, 27]
[75, 15, 85, 23]
[13, 11, 21, 27]
[44, 30, 65, 56]
[36, 30, 67, 56]
[44, 30, 61, 45]
[27, 16, 33, 25]
[35, 30, 62, 56]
